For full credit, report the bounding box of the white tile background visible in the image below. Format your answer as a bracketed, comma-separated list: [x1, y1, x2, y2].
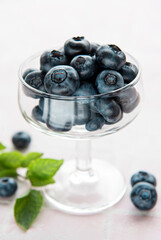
[0, 0, 161, 239]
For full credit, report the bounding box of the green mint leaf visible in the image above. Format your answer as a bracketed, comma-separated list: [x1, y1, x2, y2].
[0, 169, 17, 178]
[26, 158, 63, 180]
[14, 189, 43, 230]
[0, 142, 6, 151]
[21, 152, 43, 167]
[28, 175, 55, 186]
[0, 151, 24, 169]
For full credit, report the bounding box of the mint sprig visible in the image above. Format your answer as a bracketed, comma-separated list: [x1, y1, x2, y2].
[0, 142, 63, 231]
[0, 169, 17, 178]
[26, 158, 63, 186]
[0, 142, 6, 151]
[14, 189, 43, 230]
[21, 152, 43, 167]
[0, 151, 23, 169]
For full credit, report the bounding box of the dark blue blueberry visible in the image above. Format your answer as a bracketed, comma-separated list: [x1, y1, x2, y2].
[23, 71, 45, 99]
[22, 68, 37, 79]
[90, 42, 100, 56]
[96, 70, 124, 94]
[73, 81, 97, 97]
[0, 178, 17, 197]
[120, 62, 138, 83]
[73, 81, 98, 113]
[85, 113, 105, 131]
[44, 65, 80, 96]
[12, 131, 31, 149]
[96, 44, 126, 70]
[40, 50, 68, 73]
[96, 97, 122, 124]
[32, 106, 45, 123]
[25, 71, 45, 91]
[64, 36, 90, 58]
[131, 171, 156, 187]
[47, 99, 73, 132]
[130, 182, 157, 210]
[70, 55, 96, 81]
[115, 87, 140, 113]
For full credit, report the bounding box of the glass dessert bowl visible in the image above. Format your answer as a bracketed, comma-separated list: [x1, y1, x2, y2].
[18, 47, 142, 215]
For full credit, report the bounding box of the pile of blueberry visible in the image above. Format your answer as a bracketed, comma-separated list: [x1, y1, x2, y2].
[130, 171, 157, 210]
[23, 36, 140, 132]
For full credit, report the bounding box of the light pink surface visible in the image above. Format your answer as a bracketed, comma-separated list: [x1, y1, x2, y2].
[0, 0, 161, 239]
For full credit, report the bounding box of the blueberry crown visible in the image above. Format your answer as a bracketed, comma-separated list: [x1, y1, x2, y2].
[109, 45, 121, 54]
[51, 50, 63, 58]
[105, 74, 117, 85]
[51, 69, 67, 83]
[73, 36, 84, 41]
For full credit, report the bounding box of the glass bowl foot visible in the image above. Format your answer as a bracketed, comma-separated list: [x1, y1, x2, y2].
[43, 159, 126, 215]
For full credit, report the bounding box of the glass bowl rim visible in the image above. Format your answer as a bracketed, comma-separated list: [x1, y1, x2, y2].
[18, 50, 141, 100]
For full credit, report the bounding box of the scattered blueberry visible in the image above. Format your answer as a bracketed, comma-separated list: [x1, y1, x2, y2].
[96, 44, 126, 70]
[70, 55, 96, 80]
[40, 50, 68, 73]
[0, 177, 17, 197]
[96, 70, 124, 94]
[120, 62, 138, 83]
[12, 131, 31, 149]
[130, 182, 157, 210]
[90, 42, 100, 56]
[32, 106, 45, 123]
[64, 36, 90, 58]
[96, 97, 122, 124]
[85, 113, 105, 131]
[131, 171, 156, 187]
[115, 87, 140, 113]
[44, 65, 80, 96]
[22, 68, 37, 79]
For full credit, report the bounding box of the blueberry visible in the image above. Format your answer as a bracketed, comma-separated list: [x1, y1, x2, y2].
[64, 36, 90, 58]
[32, 106, 45, 123]
[22, 68, 37, 79]
[96, 70, 124, 94]
[12, 131, 31, 149]
[85, 113, 105, 131]
[96, 44, 126, 70]
[130, 182, 157, 210]
[47, 99, 74, 132]
[70, 55, 96, 81]
[40, 50, 68, 73]
[0, 177, 17, 197]
[120, 62, 138, 83]
[131, 171, 156, 187]
[96, 97, 122, 124]
[115, 87, 140, 113]
[44, 65, 80, 96]
[90, 42, 100, 56]
[25, 70, 45, 91]
[73, 81, 97, 97]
